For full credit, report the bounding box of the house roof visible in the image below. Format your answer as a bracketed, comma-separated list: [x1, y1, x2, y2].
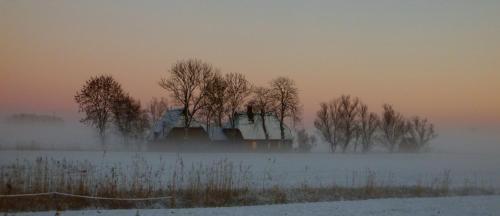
[152, 108, 204, 135]
[205, 126, 228, 141]
[152, 109, 294, 141]
[232, 112, 293, 141]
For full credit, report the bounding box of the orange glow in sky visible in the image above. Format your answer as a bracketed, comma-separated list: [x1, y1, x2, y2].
[1, 1, 499, 127]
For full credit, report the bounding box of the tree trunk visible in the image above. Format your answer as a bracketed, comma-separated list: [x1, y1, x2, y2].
[99, 134, 106, 146]
[279, 116, 285, 145]
[217, 112, 223, 127]
[99, 129, 106, 146]
[183, 105, 189, 141]
[260, 112, 269, 141]
[330, 142, 336, 153]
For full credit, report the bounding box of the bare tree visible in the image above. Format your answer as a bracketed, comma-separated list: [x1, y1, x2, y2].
[75, 75, 124, 146]
[296, 129, 316, 152]
[159, 59, 214, 132]
[148, 97, 169, 123]
[402, 116, 437, 152]
[315, 103, 333, 152]
[201, 72, 227, 129]
[270, 77, 300, 144]
[337, 95, 360, 153]
[380, 104, 407, 152]
[135, 110, 151, 141]
[251, 87, 275, 141]
[225, 72, 251, 128]
[112, 93, 149, 145]
[357, 104, 380, 153]
[314, 100, 343, 153]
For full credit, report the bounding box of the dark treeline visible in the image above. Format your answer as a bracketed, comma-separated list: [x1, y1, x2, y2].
[314, 95, 437, 153]
[74, 58, 301, 148]
[5, 113, 64, 125]
[74, 58, 435, 153]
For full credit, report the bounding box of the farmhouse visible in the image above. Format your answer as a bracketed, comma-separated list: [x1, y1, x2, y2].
[150, 106, 294, 151]
[151, 108, 210, 144]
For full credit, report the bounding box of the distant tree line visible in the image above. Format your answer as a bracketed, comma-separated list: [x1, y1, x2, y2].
[74, 58, 436, 153]
[5, 113, 64, 125]
[314, 95, 437, 153]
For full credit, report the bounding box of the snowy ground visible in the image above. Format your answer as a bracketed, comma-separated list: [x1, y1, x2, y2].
[9, 195, 500, 216]
[1, 151, 499, 188]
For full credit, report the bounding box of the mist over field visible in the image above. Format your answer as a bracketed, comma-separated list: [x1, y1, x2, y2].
[0, 116, 104, 151]
[0, 115, 498, 155]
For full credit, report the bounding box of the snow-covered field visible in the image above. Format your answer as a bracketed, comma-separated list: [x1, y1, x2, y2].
[11, 195, 500, 216]
[1, 150, 499, 188]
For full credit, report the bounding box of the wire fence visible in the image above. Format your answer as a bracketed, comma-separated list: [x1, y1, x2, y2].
[0, 192, 172, 201]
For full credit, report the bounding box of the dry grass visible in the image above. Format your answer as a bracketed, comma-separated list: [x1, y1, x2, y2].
[0, 156, 255, 211]
[0, 157, 496, 212]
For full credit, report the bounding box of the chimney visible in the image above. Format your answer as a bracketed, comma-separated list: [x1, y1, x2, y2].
[247, 104, 254, 123]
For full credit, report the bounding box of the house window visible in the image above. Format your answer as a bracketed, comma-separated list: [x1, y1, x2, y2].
[251, 141, 257, 150]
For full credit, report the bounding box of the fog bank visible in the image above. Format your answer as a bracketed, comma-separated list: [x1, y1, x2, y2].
[0, 117, 498, 154]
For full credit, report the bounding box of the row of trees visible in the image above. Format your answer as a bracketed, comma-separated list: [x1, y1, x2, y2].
[74, 59, 436, 153]
[74, 58, 301, 146]
[74, 75, 149, 145]
[314, 95, 436, 153]
[158, 58, 301, 143]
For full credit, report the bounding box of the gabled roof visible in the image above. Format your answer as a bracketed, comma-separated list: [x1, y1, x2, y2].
[205, 126, 228, 141]
[232, 112, 293, 141]
[152, 109, 294, 142]
[152, 108, 204, 135]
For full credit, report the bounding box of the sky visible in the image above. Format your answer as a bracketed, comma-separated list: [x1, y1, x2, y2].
[1, 0, 499, 130]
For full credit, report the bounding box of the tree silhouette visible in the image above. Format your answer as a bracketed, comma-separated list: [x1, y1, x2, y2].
[159, 58, 214, 131]
[74, 75, 124, 146]
[201, 72, 227, 129]
[148, 97, 169, 124]
[314, 99, 342, 153]
[380, 104, 407, 152]
[403, 116, 437, 152]
[271, 77, 300, 144]
[251, 87, 275, 141]
[225, 73, 251, 128]
[112, 93, 149, 145]
[357, 104, 380, 153]
[338, 95, 360, 153]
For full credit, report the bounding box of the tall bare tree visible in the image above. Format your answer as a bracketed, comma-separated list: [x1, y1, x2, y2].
[380, 104, 407, 152]
[201, 72, 227, 128]
[357, 104, 380, 153]
[159, 58, 214, 131]
[148, 97, 169, 123]
[403, 116, 437, 152]
[75, 75, 124, 146]
[270, 77, 300, 144]
[314, 100, 343, 153]
[314, 103, 332, 152]
[337, 95, 360, 153]
[252, 87, 275, 141]
[112, 93, 149, 145]
[225, 72, 251, 128]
